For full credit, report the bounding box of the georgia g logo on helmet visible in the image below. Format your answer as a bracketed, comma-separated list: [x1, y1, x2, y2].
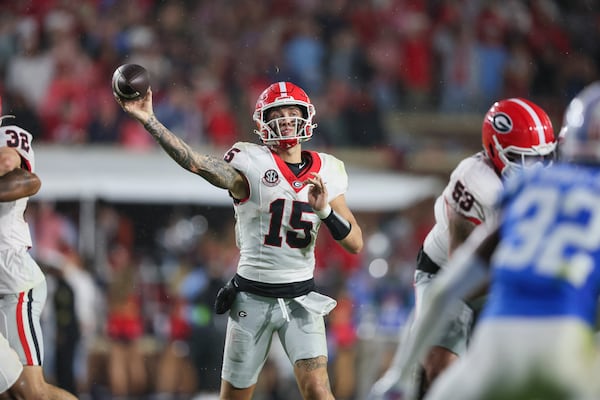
[492, 113, 513, 134]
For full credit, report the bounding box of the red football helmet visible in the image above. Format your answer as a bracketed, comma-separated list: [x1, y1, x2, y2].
[482, 98, 556, 177]
[253, 82, 316, 149]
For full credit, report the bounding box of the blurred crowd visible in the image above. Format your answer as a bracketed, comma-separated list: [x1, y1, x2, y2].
[3, 0, 600, 399]
[0, 0, 599, 150]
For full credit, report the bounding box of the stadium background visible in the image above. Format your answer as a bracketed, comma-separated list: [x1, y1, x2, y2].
[1, 0, 598, 399]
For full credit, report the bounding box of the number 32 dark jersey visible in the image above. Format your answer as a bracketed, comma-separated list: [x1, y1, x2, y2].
[224, 142, 348, 284]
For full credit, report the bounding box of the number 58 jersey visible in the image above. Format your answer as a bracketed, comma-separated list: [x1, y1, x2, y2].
[423, 151, 503, 269]
[224, 142, 348, 284]
[0, 125, 35, 251]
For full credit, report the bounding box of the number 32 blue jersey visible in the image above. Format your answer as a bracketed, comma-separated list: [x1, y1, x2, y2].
[483, 164, 600, 326]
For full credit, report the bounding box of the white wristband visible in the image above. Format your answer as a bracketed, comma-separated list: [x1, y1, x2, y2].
[314, 204, 332, 219]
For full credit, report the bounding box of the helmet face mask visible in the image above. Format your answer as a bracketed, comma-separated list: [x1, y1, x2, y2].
[253, 82, 316, 149]
[264, 110, 308, 148]
[482, 98, 557, 178]
[502, 149, 555, 169]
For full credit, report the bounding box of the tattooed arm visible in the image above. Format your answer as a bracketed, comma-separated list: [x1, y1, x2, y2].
[142, 115, 247, 194]
[115, 89, 248, 199]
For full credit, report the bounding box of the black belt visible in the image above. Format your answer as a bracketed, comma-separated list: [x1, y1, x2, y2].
[234, 274, 315, 298]
[415, 247, 441, 275]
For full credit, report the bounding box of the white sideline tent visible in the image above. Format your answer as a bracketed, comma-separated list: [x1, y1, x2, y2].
[32, 145, 443, 259]
[33, 145, 444, 211]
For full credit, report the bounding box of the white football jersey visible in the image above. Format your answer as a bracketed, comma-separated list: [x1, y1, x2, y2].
[423, 152, 502, 269]
[0, 125, 35, 250]
[0, 125, 44, 294]
[225, 142, 348, 284]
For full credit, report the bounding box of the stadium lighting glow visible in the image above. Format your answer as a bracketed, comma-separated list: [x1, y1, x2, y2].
[368, 258, 389, 279]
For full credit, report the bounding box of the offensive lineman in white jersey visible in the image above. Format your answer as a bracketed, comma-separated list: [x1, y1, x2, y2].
[0, 111, 78, 399]
[371, 98, 557, 399]
[115, 81, 363, 400]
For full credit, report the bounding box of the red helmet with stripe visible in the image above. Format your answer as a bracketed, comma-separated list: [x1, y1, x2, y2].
[253, 82, 316, 149]
[482, 98, 556, 177]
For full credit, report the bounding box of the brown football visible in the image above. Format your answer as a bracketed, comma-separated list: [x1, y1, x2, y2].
[111, 64, 150, 100]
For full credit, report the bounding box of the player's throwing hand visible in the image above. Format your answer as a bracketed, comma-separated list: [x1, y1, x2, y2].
[114, 87, 154, 125]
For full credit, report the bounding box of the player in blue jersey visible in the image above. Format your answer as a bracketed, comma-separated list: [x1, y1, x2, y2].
[378, 82, 600, 400]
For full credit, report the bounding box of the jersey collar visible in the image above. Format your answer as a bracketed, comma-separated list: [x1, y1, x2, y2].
[271, 150, 322, 193]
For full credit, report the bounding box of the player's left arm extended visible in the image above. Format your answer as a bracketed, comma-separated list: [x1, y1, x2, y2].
[328, 194, 363, 254]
